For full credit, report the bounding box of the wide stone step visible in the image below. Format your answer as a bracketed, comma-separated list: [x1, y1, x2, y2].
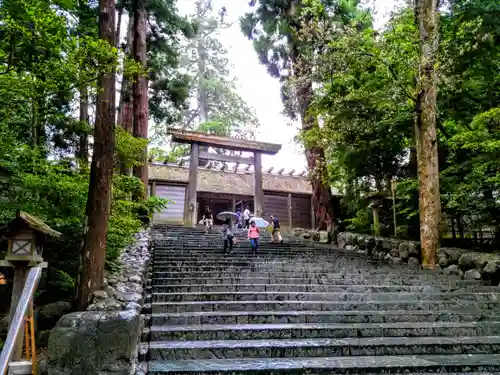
[152, 253, 347, 260]
[151, 299, 500, 313]
[153, 241, 308, 248]
[149, 277, 478, 288]
[151, 291, 500, 303]
[149, 309, 500, 325]
[153, 260, 348, 266]
[154, 246, 318, 251]
[149, 262, 430, 275]
[147, 336, 500, 360]
[151, 283, 467, 293]
[152, 249, 345, 256]
[152, 265, 354, 273]
[150, 270, 451, 280]
[147, 321, 500, 341]
[147, 354, 500, 374]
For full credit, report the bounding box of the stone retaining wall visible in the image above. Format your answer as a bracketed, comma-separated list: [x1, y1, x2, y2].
[295, 229, 500, 285]
[438, 247, 500, 284]
[46, 229, 151, 375]
[335, 231, 422, 268]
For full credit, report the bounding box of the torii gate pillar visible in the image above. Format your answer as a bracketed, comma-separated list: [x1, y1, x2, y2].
[186, 142, 199, 226]
[253, 151, 264, 217]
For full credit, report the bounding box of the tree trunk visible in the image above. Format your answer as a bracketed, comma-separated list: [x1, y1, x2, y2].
[77, 85, 89, 166]
[305, 146, 335, 233]
[293, 53, 335, 236]
[414, 0, 441, 269]
[132, 0, 148, 187]
[409, 145, 417, 178]
[117, 14, 134, 175]
[74, 0, 116, 310]
[195, 0, 211, 167]
[116, 6, 123, 48]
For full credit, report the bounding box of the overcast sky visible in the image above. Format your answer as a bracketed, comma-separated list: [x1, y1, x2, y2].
[176, 0, 402, 171]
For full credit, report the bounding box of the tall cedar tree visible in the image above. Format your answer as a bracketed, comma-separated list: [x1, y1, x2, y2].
[414, 0, 441, 268]
[132, 0, 149, 186]
[75, 0, 96, 165]
[117, 14, 134, 175]
[242, 0, 336, 232]
[75, 0, 116, 310]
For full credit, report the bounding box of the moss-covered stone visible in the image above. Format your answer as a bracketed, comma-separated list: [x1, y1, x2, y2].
[47, 310, 140, 375]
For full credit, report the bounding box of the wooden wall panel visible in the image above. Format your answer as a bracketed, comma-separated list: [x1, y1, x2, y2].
[292, 195, 312, 229]
[264, 193, 290, 227]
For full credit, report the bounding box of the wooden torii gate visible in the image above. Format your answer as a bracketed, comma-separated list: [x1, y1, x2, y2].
[168, 129, 282, 226]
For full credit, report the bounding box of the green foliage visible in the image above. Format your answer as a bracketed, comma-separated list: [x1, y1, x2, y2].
[47, 269, 76, 299]
[0, 0, 185, 309]
[155, 0, 260, 158]
[0, 139, 166, 298]
[306, 0, 500, 243]
[116, 126, 149, 170]
[0, 0, 117, 151]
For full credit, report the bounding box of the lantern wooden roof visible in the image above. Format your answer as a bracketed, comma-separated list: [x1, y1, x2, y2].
[0, 211, 62, 238]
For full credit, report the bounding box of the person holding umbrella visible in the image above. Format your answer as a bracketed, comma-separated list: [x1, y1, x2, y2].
[221, 217, 234, 254]
[217, 211, 237, 254]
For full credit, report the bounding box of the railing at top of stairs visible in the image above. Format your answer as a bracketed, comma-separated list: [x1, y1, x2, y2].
[0, 267, 42, 375]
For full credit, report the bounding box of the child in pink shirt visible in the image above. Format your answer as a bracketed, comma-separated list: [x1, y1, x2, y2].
[247, 221, 260, 254]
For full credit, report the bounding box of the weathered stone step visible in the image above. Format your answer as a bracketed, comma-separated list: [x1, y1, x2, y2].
[149, 309, 500, 325]
[152, 265, 353, 273]
[147, 321, 500, 341]
[150, 270, 448, 280]
[151, 291, 500, 303]
[149, 261, 426, 274]
[147, 354, 500, 374]
[147, 336, 500, 360]
[152, 251, 344, 258]
[152, 254, 331, 260]
[149, 277, 478, 288]
[154, 242, 312, 248]
[151, 299, 500, 313]
[151, 254, 352, 263]
[155, 257, 346, 267]
[152, 248, 344, 255]
[151, 283, 475, 293]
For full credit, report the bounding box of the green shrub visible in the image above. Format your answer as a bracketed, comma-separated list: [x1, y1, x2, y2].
[0, 144, 167, 302]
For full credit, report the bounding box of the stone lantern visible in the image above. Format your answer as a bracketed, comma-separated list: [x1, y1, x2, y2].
[1, 211, 61, 265]
[367, 193, 385, 237]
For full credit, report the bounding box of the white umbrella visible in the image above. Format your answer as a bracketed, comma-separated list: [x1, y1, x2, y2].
[216, 211, 238, 221]
[250, 217, 269, 228]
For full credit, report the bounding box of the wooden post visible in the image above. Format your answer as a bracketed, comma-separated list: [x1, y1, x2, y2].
[372, 205, 381, 236]
[232, 199, 236, 212]
[151, 180, 156, 197]
[391, 179, 397, 236]
[186, 143, 199, 226]
[253, 152, 264, 217]
[310, 196, 315, 229]
[8, 266, 28, 361]
[288, 193, 293, 229]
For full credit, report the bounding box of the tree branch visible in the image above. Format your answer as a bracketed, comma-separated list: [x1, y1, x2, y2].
[355, 51, 416, 103]
[0, 35, 15, 75]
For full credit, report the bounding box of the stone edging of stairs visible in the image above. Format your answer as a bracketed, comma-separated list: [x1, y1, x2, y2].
[309, 231, 500, 286]
[45, 228, 152, 375]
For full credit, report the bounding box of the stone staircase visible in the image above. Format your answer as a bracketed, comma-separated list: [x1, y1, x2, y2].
[140, 225, 500, 374]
